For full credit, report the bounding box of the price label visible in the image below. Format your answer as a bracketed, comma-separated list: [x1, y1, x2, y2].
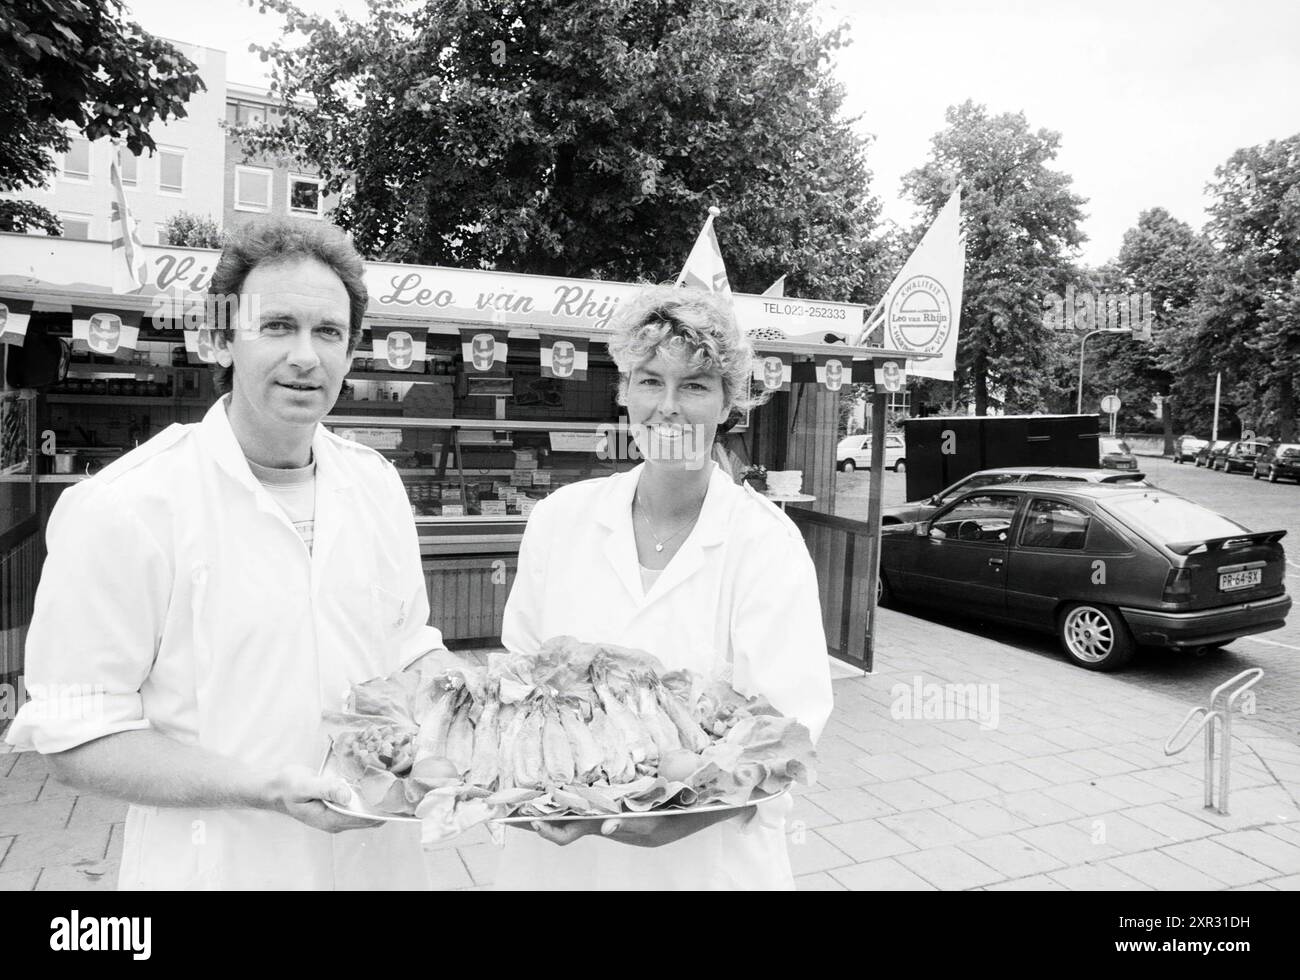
[441, 504, 464, 517]
[480, 499, 507, 515]
[510, 471, 533, 486]
[531, 471, 552, 486]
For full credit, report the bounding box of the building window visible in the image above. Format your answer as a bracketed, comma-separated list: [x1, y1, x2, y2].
[158, 149, 184, 194]
[288, 175, 323, 218]
[228, 102, 267, 127]
[60, 213, 92, 240]
[119, 151, 138, 187]
[63, 138, 91, 181]
[235, 166, 272, 212]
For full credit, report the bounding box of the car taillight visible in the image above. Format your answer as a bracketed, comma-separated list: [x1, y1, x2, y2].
[1163, 567, 1193, 603]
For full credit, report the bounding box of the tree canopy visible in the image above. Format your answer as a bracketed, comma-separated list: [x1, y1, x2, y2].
[902, 100, 1087, 414]
[0, 0, 206, 232]
[240, 0, 886, 300]
[1195, 136, 1300, 440]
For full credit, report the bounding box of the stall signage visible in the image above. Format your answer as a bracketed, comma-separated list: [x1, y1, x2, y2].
[335, 428, 403, 450]
[0, 237, 870, 341]
[548, 431, 604, 453]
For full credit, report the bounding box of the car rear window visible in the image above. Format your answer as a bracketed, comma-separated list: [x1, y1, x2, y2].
[1020, 499, 1090, 549]
[1106, 495, 1247, 544]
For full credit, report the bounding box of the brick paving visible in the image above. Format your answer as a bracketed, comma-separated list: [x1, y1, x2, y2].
[2, 606, 1299, 891]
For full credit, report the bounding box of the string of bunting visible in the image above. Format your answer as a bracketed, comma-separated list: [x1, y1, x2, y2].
[0, 297, 34, 347]
[70, 304, 143, 360]
[538, 332, 588, 380]
[371, 325, 428, 372]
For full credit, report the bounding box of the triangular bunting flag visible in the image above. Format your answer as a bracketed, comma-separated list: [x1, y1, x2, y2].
[71, 305, 142, 359]
[371, 325, 428, 372]
[539, 333, 588, 381]
[459, 328, 509, 373]
[0, 297, 34, 347]
[183, 328, 220, 365]
[752, 351, 792, 392]
[873, 358, 907, 393]
[814, 353, 852, 392]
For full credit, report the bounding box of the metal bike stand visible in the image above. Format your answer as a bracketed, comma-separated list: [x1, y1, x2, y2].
[1163, 668, 1264, 816]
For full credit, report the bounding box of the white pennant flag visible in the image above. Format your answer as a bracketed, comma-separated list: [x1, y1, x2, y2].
[867, 190, 965, 381]
[110, 143, 148, 293]
[677, 206, 732, 298]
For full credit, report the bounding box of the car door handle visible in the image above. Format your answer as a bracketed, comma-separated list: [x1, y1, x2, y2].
[988, 557, 1004, 567]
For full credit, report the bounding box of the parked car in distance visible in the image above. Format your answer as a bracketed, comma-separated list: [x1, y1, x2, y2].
[1201, 440, 1233, 469]
[1219, 439, 1272, 474]
[1098, 437, 1138, 470]
[878, 483, 1291, 671]
[837, 433, 905, 472]
[1173, 435, 1208, 463]
[1253, 443, 1300, 483]
[880, 466, 1150, 525]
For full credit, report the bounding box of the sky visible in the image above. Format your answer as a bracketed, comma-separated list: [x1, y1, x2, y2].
[123, 0, 1300, 267]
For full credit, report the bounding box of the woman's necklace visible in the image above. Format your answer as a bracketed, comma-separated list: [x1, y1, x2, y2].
[634, 490, 706, 553]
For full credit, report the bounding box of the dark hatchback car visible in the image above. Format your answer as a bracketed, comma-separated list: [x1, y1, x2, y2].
[1218, 439, 1272, 474]
[1098, 437, 1138, 470]
[878, 483, 1291, 672]
[1253, 443, 1300, 483]
[880, 466, 1150, 526]
[1199, 439, 1233, 468]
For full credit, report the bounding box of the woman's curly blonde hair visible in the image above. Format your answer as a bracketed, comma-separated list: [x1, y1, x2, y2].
[607, 284, 767, 413]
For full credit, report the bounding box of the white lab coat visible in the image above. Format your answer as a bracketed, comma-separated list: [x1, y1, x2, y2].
[6, 397, 443, 889]
[497, 463, 834, 890]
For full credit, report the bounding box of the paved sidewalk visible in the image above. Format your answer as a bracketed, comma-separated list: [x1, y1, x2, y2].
[3, 608, 1299, 891]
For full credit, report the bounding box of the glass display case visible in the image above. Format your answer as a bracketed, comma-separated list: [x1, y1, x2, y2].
[320, 415, 638, 556]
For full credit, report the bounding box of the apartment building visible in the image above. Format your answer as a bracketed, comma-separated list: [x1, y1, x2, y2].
[223, 82, 335, 231]
[1, 40, 229, 245]
[1, 39, 331, 246]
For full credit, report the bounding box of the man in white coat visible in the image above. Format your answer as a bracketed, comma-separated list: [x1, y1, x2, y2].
[6, 218, 445, 889]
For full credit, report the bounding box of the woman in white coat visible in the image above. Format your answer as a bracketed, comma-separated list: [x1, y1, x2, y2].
[497, 285, 834, 890]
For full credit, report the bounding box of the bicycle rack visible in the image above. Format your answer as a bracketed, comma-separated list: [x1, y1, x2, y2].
[1164, 668, 1263, 815]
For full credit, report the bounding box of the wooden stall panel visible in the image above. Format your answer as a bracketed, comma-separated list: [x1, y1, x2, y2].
[424, 556, 518, 642]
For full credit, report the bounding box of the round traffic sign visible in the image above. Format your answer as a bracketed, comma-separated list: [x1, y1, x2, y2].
[1100, 394, 1122, 414]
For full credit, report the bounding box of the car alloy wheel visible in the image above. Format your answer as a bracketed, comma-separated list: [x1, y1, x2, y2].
[842, 459, 856, 473]
[1058, 603, 1134, 671]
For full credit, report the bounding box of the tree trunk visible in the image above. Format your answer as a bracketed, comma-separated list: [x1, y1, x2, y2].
[1277, 375, 1297, 442]
[974, 356, 988, 416]
[1162, 393, 1175, 455]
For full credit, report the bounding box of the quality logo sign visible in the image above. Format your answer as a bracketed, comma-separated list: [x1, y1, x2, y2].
[886, 275, 952, 354]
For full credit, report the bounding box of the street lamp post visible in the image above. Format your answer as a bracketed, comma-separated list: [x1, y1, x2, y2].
[1077, 328, 1131, 415]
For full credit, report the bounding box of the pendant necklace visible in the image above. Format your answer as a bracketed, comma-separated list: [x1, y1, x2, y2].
[635, 490, 705, 552]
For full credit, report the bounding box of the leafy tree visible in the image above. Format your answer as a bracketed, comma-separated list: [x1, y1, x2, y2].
[1195, 137, 1300, 441]
[1086, 209, 1214, 448]
[161, 211, 223, 249]
[0, 0, 206, 232]
[240, 0, 885, 301]
[902, 100, 1087, 415]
